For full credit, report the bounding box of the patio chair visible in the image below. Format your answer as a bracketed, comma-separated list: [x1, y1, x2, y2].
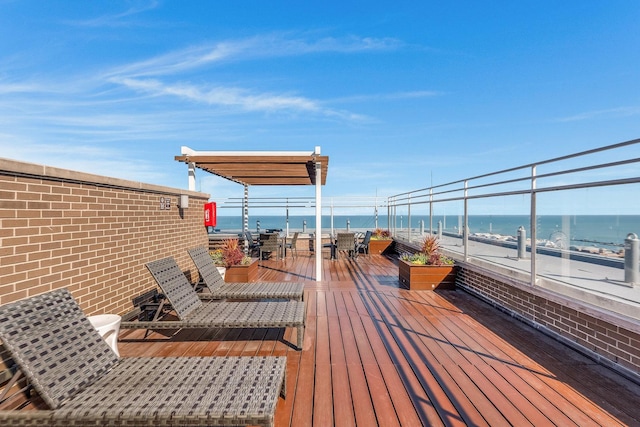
[0, 288, 287, 426]
[259, 232, 281, 261]
[188, 246, 304, 301]
[336, 232, 356, 259]
[283, 232, 299, 258]
[354, 230, 373, 257]
[120, 257, 305, 350]
[244, 230, 260, 255]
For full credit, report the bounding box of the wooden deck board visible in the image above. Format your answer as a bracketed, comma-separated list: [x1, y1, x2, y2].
[110, 252, 640, 426]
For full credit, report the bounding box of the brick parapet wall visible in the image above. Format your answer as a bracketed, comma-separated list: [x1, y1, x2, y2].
[0, 158, 210, 316]
[455, 263, 640, 381]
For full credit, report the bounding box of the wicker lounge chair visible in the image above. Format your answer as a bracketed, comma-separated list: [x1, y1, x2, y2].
[121, 257, 306, 349]
[188, 246, 304, 301]
[0, 289, 287, 426]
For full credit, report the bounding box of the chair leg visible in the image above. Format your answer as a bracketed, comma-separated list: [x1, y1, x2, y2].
[297, 326, 304, 350]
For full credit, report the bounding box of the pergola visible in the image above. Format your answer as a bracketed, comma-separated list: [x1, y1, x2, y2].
[175, 146, 329, 281]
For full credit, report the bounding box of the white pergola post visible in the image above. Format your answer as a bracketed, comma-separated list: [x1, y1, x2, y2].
[243, 184, 249, 233]
[315, 146, 322, 282]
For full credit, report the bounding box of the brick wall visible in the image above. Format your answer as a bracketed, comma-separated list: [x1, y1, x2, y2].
[0, 158, 210, 316]
[455, 263, 640, 380]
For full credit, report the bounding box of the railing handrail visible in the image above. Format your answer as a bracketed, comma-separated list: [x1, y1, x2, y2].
[386, 137, 640, 293]
[389, 137, 640, 200]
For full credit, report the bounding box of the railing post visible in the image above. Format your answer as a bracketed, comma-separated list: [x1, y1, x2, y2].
[429, 188, 433, 235]
[530, 165, 537, 286]
[408, 194, 412, 243]
[387, 197, 392, 235]
[624, 233, 639, 286]
[346, 219, 350, 232]
[374, 206, 378, 229]
[256, 220, 260, 234]
[517, 226, 527, 259]
[330, 204, 334, 238]
[463, 180, 469, 261]
[438, 220, 442, 239]
[302, 220, 307, 233]
[420, 220, 424, 235]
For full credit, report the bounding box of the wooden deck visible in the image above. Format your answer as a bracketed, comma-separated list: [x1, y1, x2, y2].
[119, 252, 640, 426]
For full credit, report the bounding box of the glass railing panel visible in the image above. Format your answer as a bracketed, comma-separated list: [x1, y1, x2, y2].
[534, 185, 640, 319]
[464, 195, 532, 274]
[431, 201, 465, 257]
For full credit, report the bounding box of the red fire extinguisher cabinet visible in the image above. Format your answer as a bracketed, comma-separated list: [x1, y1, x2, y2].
[204, 202, 217, 227]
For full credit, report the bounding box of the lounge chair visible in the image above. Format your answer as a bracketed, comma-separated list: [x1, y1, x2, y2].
[188, 246, 304, 301]
[121, 257, 305, 349]
[0, 288, 287, 426]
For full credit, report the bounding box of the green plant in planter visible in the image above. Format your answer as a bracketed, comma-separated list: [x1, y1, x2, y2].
[371, 228, 391, 240]
[211, 239, 252, 267]
[400, 234, 454, 266]
[209, 249, 225, 266]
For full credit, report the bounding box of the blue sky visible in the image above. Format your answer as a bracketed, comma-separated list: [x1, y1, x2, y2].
[1, 1, 639, 213]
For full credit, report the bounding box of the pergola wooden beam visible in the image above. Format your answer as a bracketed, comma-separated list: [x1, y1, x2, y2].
[174, 151, 329, 186]
[175, 146, 328, 281]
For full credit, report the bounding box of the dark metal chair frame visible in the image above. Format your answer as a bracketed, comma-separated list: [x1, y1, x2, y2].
[354, 230, 373, 257]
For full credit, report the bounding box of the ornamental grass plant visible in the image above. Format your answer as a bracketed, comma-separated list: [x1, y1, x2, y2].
[400, 234, 454, 266]
[210, 238, 252, 267]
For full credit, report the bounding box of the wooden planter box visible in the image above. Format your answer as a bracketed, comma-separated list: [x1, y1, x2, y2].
[369, 239, 392, 255]
[224, 258, 258, 282]
[398, 259, 457, 290]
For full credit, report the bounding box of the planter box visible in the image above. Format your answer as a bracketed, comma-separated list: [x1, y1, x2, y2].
[224, 258, 258, 282]
[398, 259, 457, 290]
[369, 239, 392, 255]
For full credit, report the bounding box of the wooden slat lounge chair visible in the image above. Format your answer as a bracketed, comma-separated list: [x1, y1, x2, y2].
[0, 289, 287, 426]
[121, 257, 306, 349]
[188, 246, 304, 301]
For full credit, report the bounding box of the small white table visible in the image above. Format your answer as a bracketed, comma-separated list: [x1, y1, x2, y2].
[88, 314, 122, 356]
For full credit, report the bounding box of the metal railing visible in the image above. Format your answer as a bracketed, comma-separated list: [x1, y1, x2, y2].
[387, 138, 640, 317]
[210, 196, 389, 237]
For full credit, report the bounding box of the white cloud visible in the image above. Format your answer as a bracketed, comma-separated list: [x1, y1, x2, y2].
[95, 33, 400, 120]
[331, 90, 443, 104]
[104, 33, 401, 78]
[67, 0, 160, 28]
[555, 106, 640, 122]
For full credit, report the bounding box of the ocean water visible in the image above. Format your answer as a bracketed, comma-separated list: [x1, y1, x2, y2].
[213, 215, 640, 249]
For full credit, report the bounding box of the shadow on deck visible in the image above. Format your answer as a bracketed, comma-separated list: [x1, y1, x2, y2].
[119, 252, 640, 426]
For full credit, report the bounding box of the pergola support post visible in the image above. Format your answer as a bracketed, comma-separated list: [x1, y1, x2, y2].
[315, 146, 322, 282]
